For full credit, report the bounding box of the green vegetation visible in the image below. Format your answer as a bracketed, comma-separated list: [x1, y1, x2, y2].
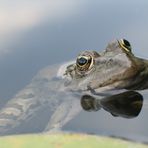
[0, 133, 147, 148]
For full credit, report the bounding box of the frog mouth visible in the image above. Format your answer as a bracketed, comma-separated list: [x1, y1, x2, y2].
[57, 61, 75, 79]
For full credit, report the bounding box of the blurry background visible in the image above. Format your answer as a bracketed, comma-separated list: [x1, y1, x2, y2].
[0, 0, 148, 142]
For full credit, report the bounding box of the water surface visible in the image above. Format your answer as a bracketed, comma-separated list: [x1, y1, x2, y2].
[0, 0, 148, 143]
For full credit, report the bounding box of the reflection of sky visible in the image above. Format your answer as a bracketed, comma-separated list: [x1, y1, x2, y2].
[0, 0, 82, 54]
[1, 0, 148, 57]
[0, 0, 148, 141]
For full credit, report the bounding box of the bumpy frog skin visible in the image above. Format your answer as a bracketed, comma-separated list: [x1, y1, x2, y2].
[65, 40, 148, 91]
[0, 39, 147, 135]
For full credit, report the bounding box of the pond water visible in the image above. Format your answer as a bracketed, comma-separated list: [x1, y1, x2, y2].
[0, 0, 148, 143]
[64, 90, 148, 143]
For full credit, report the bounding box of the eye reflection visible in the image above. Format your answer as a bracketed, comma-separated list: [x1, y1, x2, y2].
[81, 91, 143, 118]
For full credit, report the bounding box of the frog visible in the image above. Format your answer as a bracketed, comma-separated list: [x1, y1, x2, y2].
[64, 38, 145, 117]
[0, 39, 146, 135]
[65, 39, 148, 92]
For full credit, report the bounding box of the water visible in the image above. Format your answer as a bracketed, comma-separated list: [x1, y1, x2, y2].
[0, 0, 148, 143]
[64, 93, 148, 143]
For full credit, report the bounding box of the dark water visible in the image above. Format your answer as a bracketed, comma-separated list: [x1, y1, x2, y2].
[0, 0, 148, 143]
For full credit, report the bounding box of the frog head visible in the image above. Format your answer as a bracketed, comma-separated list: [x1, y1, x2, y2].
[64, 39, 147, 92]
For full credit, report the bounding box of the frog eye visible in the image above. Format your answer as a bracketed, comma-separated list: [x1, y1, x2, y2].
[77, 56, 88, 66]
[118, 39, 132, 52]
[76, 55, 94, 71]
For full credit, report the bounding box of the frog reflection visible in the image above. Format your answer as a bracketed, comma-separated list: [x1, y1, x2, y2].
[81, 91, 143, 118]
